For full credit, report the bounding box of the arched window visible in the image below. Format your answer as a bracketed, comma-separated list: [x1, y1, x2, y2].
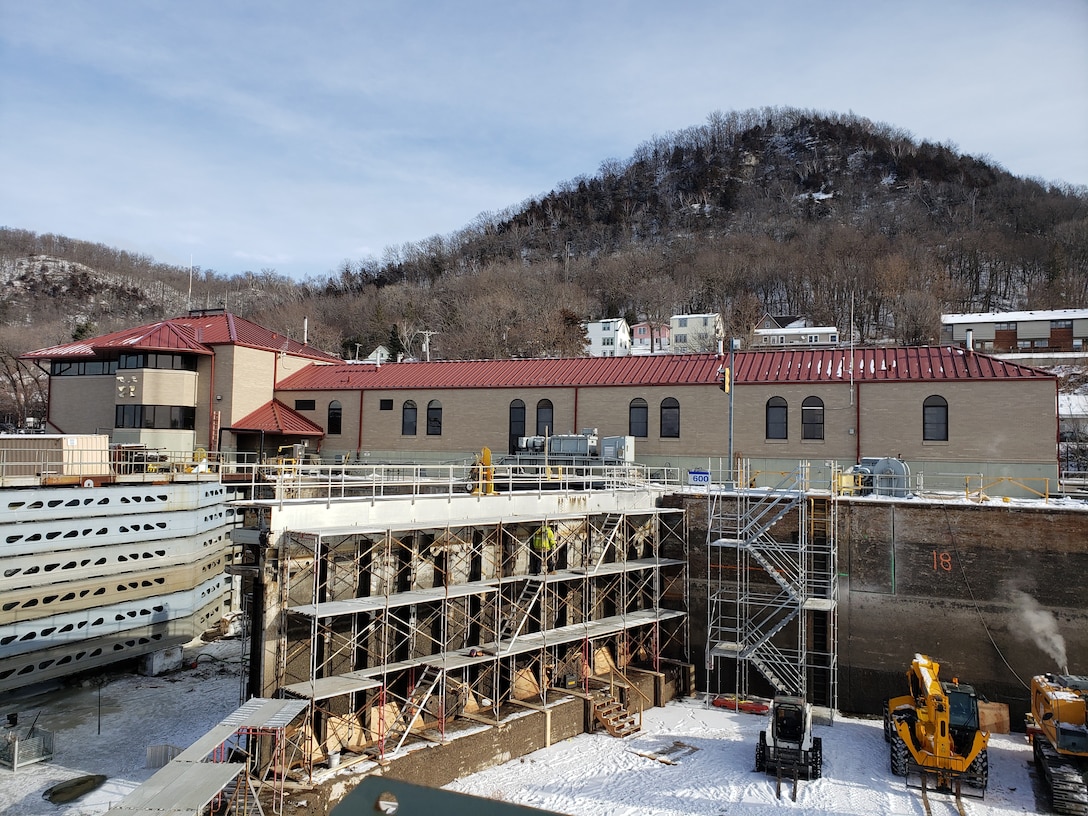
[660, 397, 680, 438]
[923, 395, 948, 441]
[509, 400, 526, 454]
[801, 396, 824, 440]
[629, 398, 648, 438]
[427, 400, 443, 436]
[327, 400, 342, 435]
[766, 397, 788, 440]
[401, 400, 417, 436]
[536, 399, 553, 436]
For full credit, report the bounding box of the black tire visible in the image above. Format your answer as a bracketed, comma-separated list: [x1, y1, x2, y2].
[810, 736, 823, 779]
[890, 733, 909, 777]
[965, 749, 988, 790]
[755, 731, 767, 772]
[882, 699, 892, 743]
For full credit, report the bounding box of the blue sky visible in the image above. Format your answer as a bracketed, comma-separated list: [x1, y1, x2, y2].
[2, 1, 1086, 281]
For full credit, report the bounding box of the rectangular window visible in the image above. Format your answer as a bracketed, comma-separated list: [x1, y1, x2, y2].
[1051, 320, 1072, 329]
[114, 404, 195, 430]
[294, 399, 316, 411]
[379, 399, 393, 411]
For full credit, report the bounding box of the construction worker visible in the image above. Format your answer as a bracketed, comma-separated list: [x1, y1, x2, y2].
[531, 522, 557, 574]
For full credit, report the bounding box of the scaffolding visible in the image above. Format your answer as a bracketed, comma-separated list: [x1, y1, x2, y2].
[706, 461, 838, 714]
[248, 505, 688, 777]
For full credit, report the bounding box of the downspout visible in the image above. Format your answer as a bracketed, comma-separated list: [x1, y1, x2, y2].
[208, 354, 217, 450]
[356, 390, 364, 458]
[855, 383, 861, 464]
[573, 386, 579, 434]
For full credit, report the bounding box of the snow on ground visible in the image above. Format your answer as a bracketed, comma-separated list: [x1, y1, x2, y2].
[0, 637, 246, 816]
[447, 696, 1040, 816]
[1, 639, 1043, 816]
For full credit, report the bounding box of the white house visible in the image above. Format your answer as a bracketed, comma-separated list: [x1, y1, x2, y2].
[750, 314, 839, 348]
[583, 318, 632, 357]
[669, 313, 723, 353]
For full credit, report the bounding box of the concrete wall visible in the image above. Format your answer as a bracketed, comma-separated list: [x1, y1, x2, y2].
[682, 493, 1088, 729]
[323, 697, 585, 812]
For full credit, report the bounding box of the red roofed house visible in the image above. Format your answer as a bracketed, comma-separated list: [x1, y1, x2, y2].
[21, 310, 340, 456]
[23, 313, 1060, 487]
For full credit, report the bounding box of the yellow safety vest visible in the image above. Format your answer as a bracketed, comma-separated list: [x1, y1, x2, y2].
[532, 526, 556, 552]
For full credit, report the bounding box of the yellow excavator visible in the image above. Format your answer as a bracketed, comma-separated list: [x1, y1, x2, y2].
[882, 653, 990, 792]
[1026, 672, 1088, 816]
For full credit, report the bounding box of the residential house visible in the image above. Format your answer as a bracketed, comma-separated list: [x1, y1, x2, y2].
[630, 321, 670, 354]
[669, 313, 723, 353]
[583, 318, 632, 357]
[941, 309, 1088, 353]
[751, 314, 840, 348]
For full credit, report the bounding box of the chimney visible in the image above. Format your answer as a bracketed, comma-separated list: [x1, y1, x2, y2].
[965, 328, 973, 351]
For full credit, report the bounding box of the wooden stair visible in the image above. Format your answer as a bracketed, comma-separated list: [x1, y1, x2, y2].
[593, 693, 641, 738]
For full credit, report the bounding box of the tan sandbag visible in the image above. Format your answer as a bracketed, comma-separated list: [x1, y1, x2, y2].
[513, 667, 540, 700]
[593, 646, 616, 675]
[366, 702, 401, 742]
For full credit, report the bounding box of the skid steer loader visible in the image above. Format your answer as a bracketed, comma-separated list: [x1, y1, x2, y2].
[755, 695, 823, 800]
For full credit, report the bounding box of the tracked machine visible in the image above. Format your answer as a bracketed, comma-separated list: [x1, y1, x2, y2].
[1026, 673, 1088, 816]
[755, 695, 823, 800]
[883, 654, 989, 794]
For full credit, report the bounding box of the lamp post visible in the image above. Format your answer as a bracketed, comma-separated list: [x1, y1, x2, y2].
[728, 338, 735, 486]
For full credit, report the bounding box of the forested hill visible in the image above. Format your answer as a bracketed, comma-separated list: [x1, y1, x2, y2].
[2, 107, 1087, 364]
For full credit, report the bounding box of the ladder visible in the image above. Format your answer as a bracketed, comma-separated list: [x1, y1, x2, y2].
[497, 581, 542, 645]
[382, 665, 442, 755]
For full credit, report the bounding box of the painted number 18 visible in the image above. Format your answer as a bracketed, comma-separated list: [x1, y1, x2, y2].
[932, 551, 953, 572]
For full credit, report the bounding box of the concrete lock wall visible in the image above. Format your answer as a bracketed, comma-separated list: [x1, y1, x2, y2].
[325, 697, 585, 812]
[681, 494, 1088, 729]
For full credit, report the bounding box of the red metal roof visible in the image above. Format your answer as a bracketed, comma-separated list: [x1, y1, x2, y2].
[277, 354, 726, 390]
[277, 347, 1051, 391]
[733, 346, 1053, 383]
[231, 400, 325, 435]
[21, 313, 341, 362]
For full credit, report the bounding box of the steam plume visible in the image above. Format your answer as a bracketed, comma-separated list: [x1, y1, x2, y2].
[1010, 590, 1068, 674]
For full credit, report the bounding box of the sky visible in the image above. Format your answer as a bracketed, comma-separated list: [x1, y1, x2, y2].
[2, 1, 1087, 282]
[0, 632, 1041, 816]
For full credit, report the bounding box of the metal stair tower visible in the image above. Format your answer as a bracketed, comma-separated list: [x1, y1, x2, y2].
[706, 461, 838, 714]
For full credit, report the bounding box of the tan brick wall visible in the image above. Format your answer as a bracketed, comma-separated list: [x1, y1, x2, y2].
[48, 376, 116, 434]
[291, 379, 1054, 468]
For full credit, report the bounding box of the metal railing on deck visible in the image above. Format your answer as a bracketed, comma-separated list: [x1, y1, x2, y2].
[0, 443, 221, 486]
[228, 459, 666, 501]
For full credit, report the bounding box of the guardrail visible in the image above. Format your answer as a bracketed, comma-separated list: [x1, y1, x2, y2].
[0, 445, 221, 485]
[226, 459, 674, 501]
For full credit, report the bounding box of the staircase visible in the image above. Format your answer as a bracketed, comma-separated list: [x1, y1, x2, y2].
[593, 692, 641, 738]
